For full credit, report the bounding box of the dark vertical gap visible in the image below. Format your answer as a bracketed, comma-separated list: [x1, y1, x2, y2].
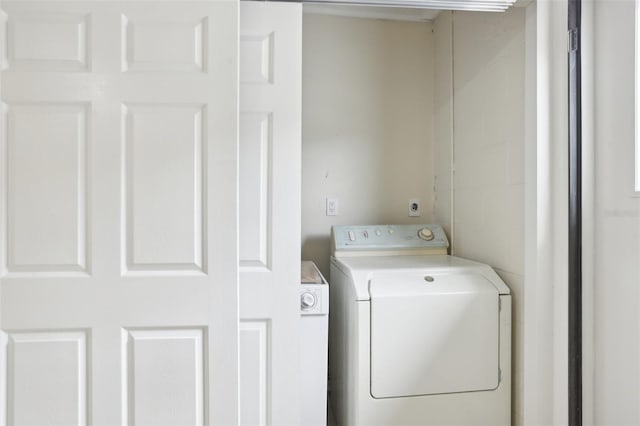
[568, 0, 582, 425]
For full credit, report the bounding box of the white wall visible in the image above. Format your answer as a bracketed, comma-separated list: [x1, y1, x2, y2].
[433, 9, 526, 426]
[593, 0, 640, 423]
[301, 13, 434, 277]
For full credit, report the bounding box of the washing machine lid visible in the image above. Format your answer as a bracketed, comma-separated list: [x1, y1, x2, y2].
[331, 254, 511, 300]
[369, 272, 500, 398]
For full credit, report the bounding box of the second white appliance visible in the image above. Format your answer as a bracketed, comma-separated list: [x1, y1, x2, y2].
[300, 261, 329, 426]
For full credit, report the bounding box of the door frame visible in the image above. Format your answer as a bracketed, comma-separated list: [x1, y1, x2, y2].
[523, 0, 595, 424]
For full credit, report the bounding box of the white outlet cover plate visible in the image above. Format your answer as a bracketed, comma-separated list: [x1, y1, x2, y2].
[326, 198, 338, 216]
[409, 198, 421, 217]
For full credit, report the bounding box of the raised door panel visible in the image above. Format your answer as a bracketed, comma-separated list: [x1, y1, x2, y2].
[3, 331, 88, 426]
[122, 328, 205, 426]
[4, 103, 88, 275]
[239, 112, 271, 270]
[5, 12, 90, 72]
[240, 33, 273, 85]
[239, 3, 301, 425]
[239, 321, 269, 426]
[122, 104, 205, 274]
[122, 14, 207, 73]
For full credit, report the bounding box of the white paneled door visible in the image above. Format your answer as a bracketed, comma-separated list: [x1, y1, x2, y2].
[0, 0, 239, 425]
[239, 3, 301, 425]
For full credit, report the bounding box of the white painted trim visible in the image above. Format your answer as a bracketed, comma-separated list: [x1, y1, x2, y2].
[524, 0, 569, 424]
[524, 3, 550, 424]
[302, 3, 439, 21]
[305, 0, 515, 13]
[581, 0, 595, 424]
[523, 6, 536, 420]
[449, 11, 455, 255]
[636, 0, 640, 193]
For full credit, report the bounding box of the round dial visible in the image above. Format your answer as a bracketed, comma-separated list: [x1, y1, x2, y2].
[301, 292, 317, 310]
[417, 227, 434, 241]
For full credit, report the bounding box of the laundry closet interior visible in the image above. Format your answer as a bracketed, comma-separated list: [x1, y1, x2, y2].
[240, 1, 528, 424]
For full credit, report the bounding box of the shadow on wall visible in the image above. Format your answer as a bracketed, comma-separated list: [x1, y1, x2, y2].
[302, 235, 332, 280]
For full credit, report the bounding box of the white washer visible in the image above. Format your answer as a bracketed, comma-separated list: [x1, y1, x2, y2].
[329, 224, 511, 426]
[300, 261, 329, 426]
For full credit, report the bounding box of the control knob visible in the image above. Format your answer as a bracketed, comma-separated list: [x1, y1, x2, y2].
[301, 291, 317, 310]
[417, 227, 434, 241]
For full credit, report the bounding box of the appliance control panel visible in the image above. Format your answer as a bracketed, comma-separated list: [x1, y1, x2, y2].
[300, 286, 328, 315]
[300, 261, 328, 316]
[332, 224, 449, 256]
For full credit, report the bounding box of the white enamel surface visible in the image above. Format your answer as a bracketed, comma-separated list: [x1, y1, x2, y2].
[299, 295, 329, 426]
[299, 262, 329, 426]
[239, 3, 302, 425]
[333, 254, 510, 300]
[332, 224, 449, 255]
[329, 259, 511, 425]
[0, 1, 239, 424]
[369, 273, 499, 397]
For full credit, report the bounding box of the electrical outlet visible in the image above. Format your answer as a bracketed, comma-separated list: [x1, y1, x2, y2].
[408, 198, 421, 217]
[326, 198, 338, 216]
